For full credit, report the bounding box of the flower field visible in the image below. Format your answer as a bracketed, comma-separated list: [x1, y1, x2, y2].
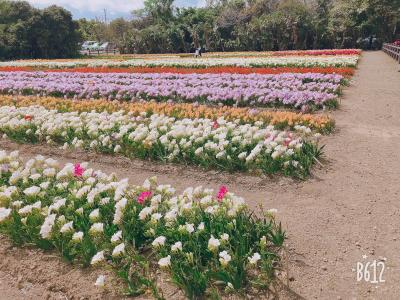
[0, 49, 360, 298]
[0, 54, 359, 69]
[0, 105, 321, 177]
[0, 71, 343, 109]
[0, 66, 356, 75]
[0, 150, 285, 298]
[0, 96, 335, 132]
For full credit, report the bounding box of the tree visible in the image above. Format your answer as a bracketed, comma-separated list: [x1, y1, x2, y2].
[0, 0, 81, 60]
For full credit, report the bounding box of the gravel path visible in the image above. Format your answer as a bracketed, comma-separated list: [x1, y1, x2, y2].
[0, 51, 399, 299]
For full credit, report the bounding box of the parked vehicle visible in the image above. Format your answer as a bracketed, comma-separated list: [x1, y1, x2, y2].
[98, 42, 109, 51]
[81, 41, 97, 51]
[88, 42, 99, 51]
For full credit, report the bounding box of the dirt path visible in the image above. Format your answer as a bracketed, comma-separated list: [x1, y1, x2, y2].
[0, 51, 399, 299]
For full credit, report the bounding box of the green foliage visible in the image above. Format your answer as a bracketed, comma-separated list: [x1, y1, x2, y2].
[1, 0, 399, 58]
[76, 0, 399, 54]
[0, 0, 81, 60]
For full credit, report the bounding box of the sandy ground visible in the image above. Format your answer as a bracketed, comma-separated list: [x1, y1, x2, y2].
[0, 51, 399, 299]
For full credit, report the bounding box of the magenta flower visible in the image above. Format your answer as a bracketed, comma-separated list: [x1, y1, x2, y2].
[137, 191, 152, 205]
[217, 186, 228, 202]
[74, 163, 84, 177]
[212, 120, 219, 129]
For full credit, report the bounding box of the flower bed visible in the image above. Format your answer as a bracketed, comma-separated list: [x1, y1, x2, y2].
[0, 105, 322, 178]
[0, 66, 356, 76]
[204, 49, 361, 57]
[271, 49, 361, 56]
[0, 72, 343, 109]
[0, 95, 335, 133]
[0, 150, 285, 298]
[0, 55, 359, 69]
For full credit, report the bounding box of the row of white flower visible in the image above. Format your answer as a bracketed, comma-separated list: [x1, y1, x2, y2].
[0, 55, 359, 68]
[0, 105, 319, 176]
[0, 150, 284, 296]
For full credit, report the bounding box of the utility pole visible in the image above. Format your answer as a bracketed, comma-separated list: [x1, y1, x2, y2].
[104, 8, 107, 24]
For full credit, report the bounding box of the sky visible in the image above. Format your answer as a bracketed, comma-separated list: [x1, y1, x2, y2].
[27, 0, 206, 20]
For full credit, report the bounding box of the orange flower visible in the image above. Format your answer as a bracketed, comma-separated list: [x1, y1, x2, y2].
[0, 95, 334, 133]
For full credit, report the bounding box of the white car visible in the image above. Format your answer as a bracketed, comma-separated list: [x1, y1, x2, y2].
[98, 42, 109, 51]
[81, 41, 98, 51]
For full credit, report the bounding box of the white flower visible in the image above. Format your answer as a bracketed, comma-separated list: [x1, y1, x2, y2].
[60, 221, 74, 233]
[158, 255, 171, 268]
[197, 222, 205, 231]
[164, 209, 177, 222]
[89, 222, 104, 234]
[39, 181, 50, 189]
[100, 197, 110, 205]
[248, 252, 261, 265]
[0, 207, 12, 223]
[151, 213, 162, 222]
[113, 197, 128, 225]
[91, 251, 105, 265]
[29, 173, 41, 181]
[185, 223, 195, 234]
[11, 201, 23, 208]
[152, 236, 166, 248]
[220, 233, 229, 242]
[112, 243, 125, 257]
[111, 230, 122, 243]
[208, 235, 220, 251]
[23, 186, 41, 196]
[267, 208, 278, 214]
[200, 195, 212, 205]
[238, 152, 247, 160]
[48, 198, 66, 213]
[18, 201, 41, 216]
[72, 231, 84, 242]
[89, 208, 100, 222]
[271, 151, 280, 159]
[194, 147, 203, 156]
[138, 206, 153, 220]
[76, 207, 84, 215]
[142, 179, 151, 189]
[171, 241, 182, 252]
[94, 275, 105, 287]
[219, 250, 232, 266]
[40, 214, 56, 239]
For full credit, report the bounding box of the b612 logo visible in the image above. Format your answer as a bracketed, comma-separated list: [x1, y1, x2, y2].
[355, 257, 385, 283]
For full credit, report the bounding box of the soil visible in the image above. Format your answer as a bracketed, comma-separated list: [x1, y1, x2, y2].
[0, 51, 399, 299]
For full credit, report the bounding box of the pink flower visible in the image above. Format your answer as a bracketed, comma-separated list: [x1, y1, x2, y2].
[74, 163, 84, 177]
[217, 186, 228, 202]
[212, 121, 219, 129]
[137, 191, 152, 205]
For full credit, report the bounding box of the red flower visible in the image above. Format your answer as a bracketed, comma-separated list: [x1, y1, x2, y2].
[73, 163, 84, 177]
[24, 115, 33, 121]
[212, 120, 219, 129]
[138, 191, 152, 205]
[5, 66, 354, 76]
[217, 186, 228, 202]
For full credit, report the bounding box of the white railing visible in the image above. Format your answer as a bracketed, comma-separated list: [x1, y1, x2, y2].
[382, 43, 400, 63]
